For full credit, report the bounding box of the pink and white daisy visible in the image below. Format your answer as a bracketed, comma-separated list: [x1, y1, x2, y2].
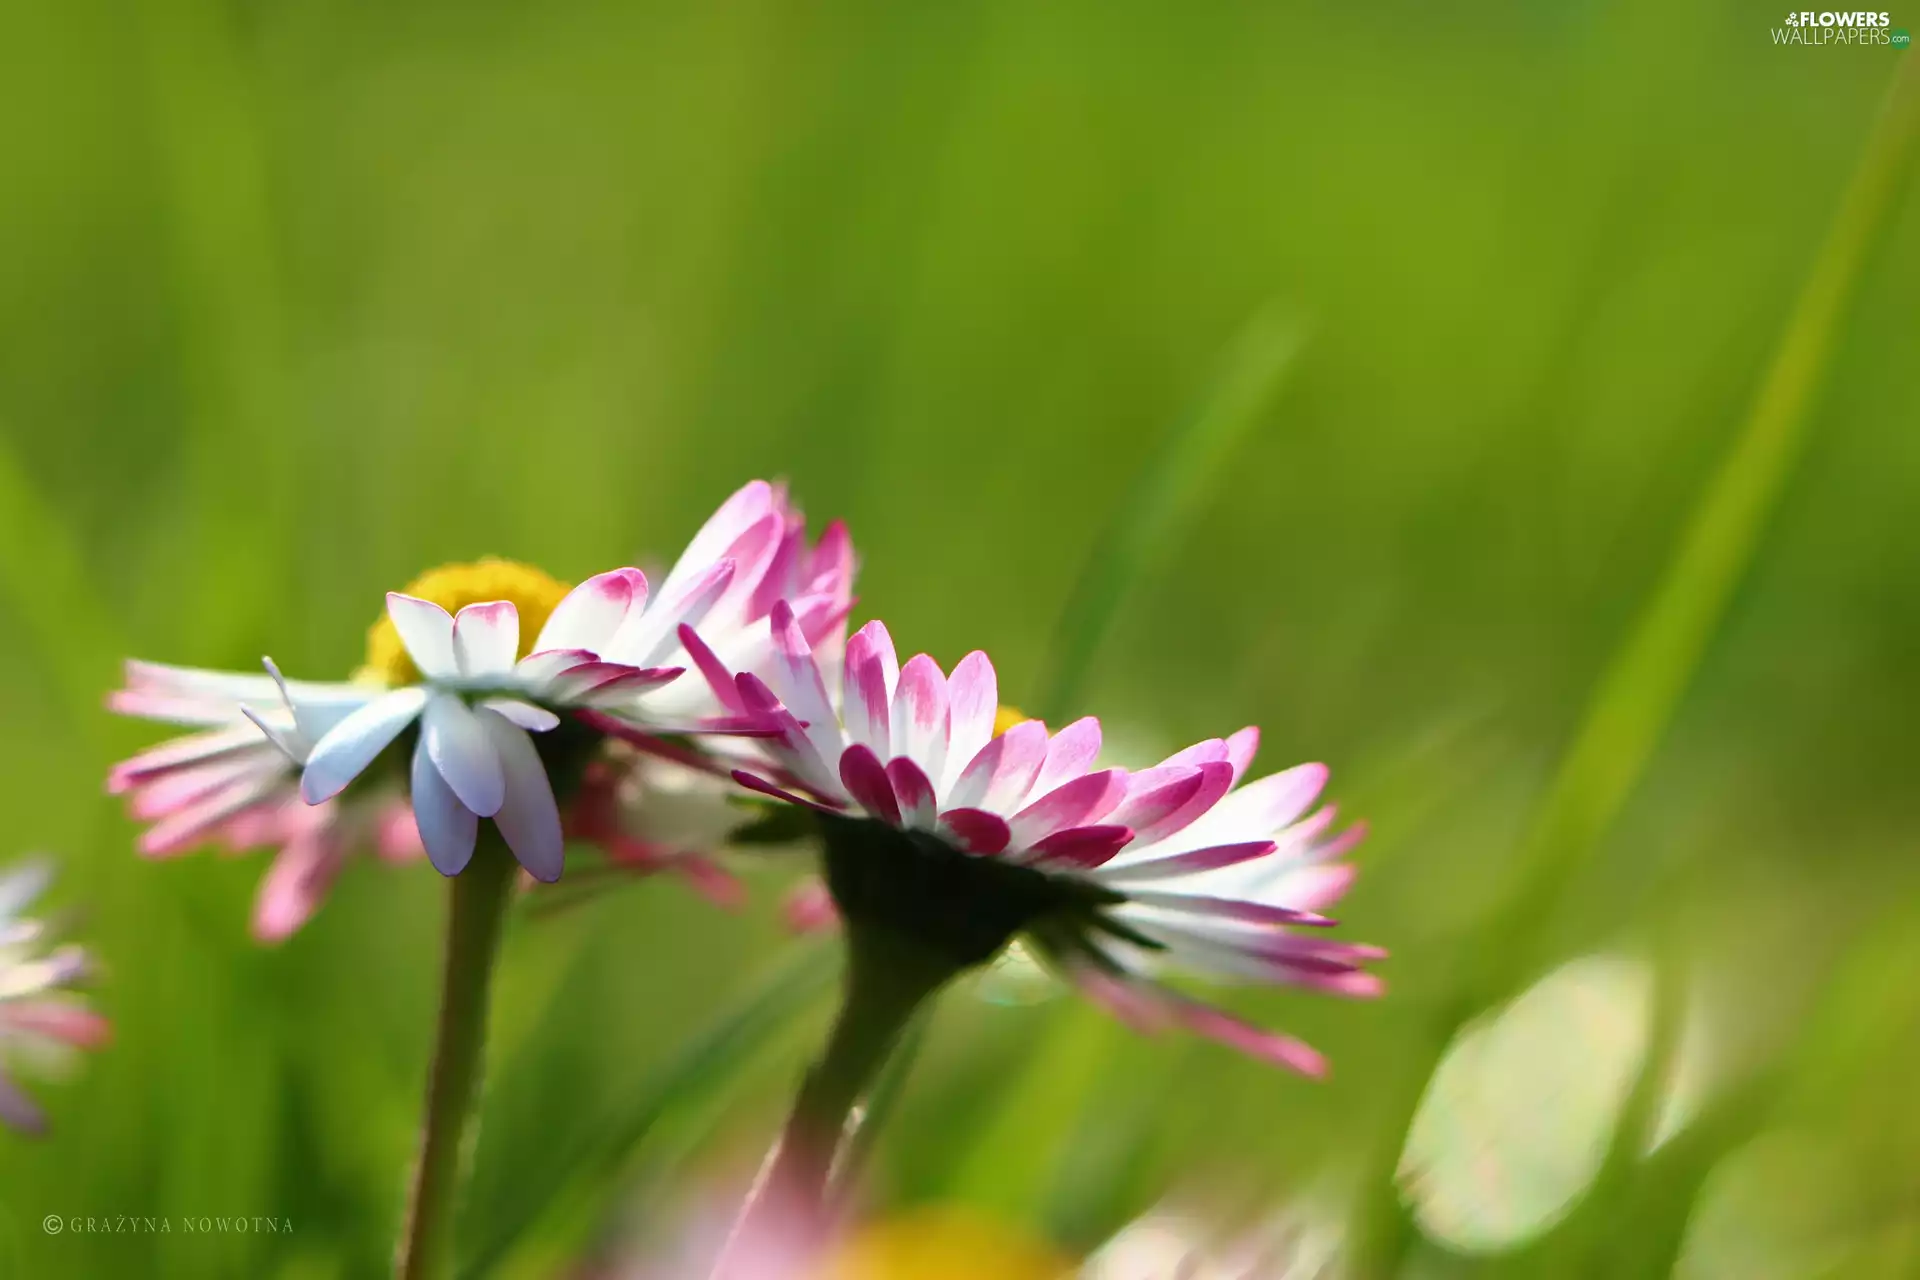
[107, 660, 420, 941]
[616, 480, 855, 732]
[262, 482, 854, 884]
[716, 606, 1381, 1075]
[0, 858, 109, 1135]
[108, 481, 857, 915]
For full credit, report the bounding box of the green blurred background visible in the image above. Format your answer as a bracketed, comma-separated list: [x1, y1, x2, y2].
[2, 0, 1916, 1275]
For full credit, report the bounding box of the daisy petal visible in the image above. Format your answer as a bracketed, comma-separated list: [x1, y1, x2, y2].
[1223, 763, 1330, 834]
[885, 756, 939, 830]
[1158, 737, 1229, 770]
[1162, 990, 1328, 1076]
[677, 622, 747, 716]
[108, 726, 273, 791]
[572, 666, 684, 707]
[1034, 717, 1103, 795]
[949, 719, 1048, 812]
[731, 769, 839, 814]
[422, 693, 505, 817]
[512, 648, 600, 686]
[660, 480, 774, 598]
[942, 651, 997, 793]
[477, 697, 560, 732]
[0, 1002, 111, 1047]
[613, 559, 737, 666]
[1008, 768, 1130, 847]
[1256, 862, 1359, 913]
[138, 777, 279, 856]
[937, 807, 1012, 855]
[841, 623, 894, 756]
[1093, 839, 1280, 884]
[128, 756, 268, 820]
[735, 673, 841, 798]
[1106, 767, 1204, 836]
[485, 712, 565, 882]
[839, 744, 901, 825]
[1130, 761, 1236, 847]
[1225, 726, 1260, 785]
[251, 831, 346, 942]
[240, 706, 304, 763]
[890, 654, 949, 784]
[765, 601, 842, 765]
[1030, 824, 1132, 870]
[1121, 891, 1336, 927]
[535, 568, 645, 654]
[0, 861, 53, 920]
[300, 687, 429, 804]
[412, 734, 478, 876]
[386, 594, 458, 679]
[453, 601, 520, 678]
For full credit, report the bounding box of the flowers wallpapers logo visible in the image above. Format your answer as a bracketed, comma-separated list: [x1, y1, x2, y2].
[1774, 9, 1901, 42]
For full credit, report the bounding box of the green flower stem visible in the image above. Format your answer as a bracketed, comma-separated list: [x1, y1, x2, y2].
[397, 832, 518, 1280]
[717, 925, 956, 1273]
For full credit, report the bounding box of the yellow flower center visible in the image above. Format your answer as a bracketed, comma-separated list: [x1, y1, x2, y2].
[360, 558, 572, 687]
[817, 1207, 1069, 1280]
[992, 704, 1028, 737]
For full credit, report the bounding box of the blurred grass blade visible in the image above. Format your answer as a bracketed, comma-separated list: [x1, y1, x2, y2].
[132, 0, 295, 649]
[1348, 56, 1920, 1278]
[0, 428, 120, 750]
[1500, 54, 1920, 940]
[830, 1008, 932, 1208]
[456, 945, 837, 1279]
[939, 1003, 1115, 1215]
[1034, 305, 1309, 720]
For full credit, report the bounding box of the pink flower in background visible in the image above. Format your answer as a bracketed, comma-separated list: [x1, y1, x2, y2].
[562, 752, 752, 909]
[712, 607, 1381, 1075]
[108, 660, 419, 942]
[0, 858, 108, 1135]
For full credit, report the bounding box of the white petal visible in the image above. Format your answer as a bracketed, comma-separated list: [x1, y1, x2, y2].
[241, 705, 305, 763]
[300, 687, 429, 803]
[123, 659, 286, 704]
[0, 859, 53, 923]
[412, 735, 478, 875]
[482, 712, 564, 882]
[534, 568, 644, 654]
[478, 697, 560, 732]
[422, 693, 505, 817]
[386, 593, 459, 679]
[608, 558, 736, 667]
[657, 480, 773, 600]
[453, 601, 520, 678]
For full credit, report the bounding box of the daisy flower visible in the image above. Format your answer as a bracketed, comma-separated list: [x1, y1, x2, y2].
[709, 608, 1379, 1271]
[0, 858, 109, 1135]
[108, 481, 853, 900]
[269, 482, 851, 884]
[724, 606, 1380, 1074]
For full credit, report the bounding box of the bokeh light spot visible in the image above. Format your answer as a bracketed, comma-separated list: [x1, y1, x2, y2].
[1399, 953, 1653, 1252]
